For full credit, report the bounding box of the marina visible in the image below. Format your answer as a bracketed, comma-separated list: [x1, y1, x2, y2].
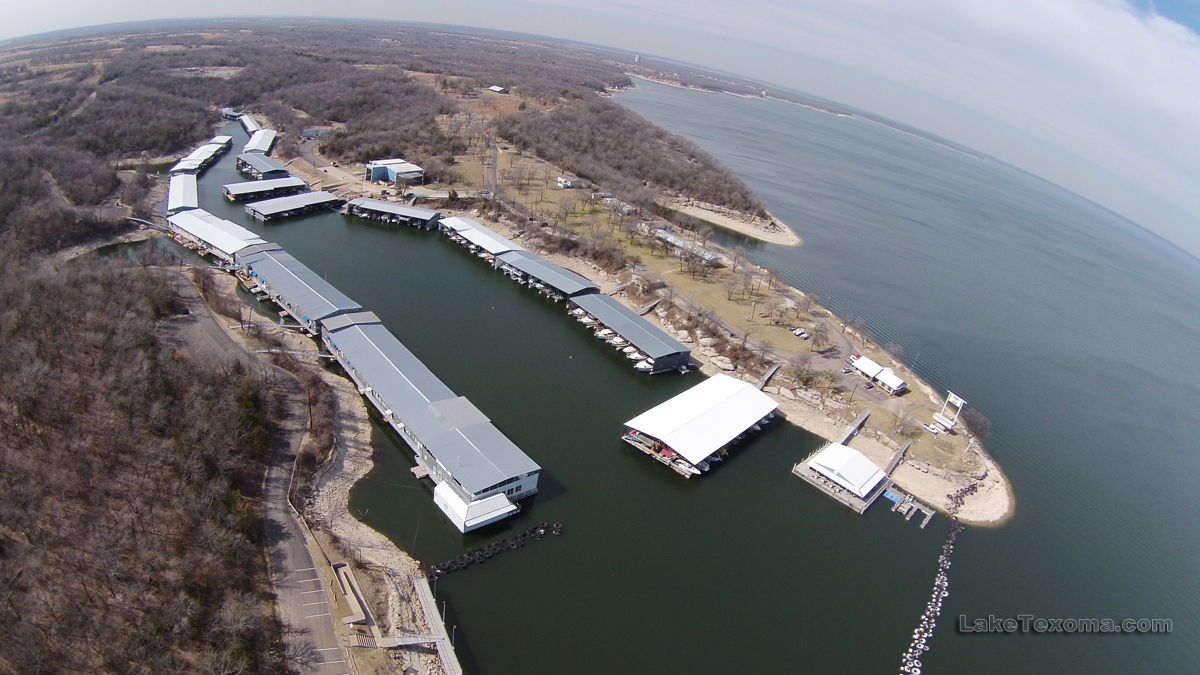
[244, 191, 344, 221]
[234, 243, 362, 333]
[242, 128, 277, 154]
[623, 373, 779, 477]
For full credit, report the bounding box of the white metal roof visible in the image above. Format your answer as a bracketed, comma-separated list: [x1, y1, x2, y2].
[876, 368, 907, 392]
[209, 135, 233, 146]
[441, 216, 525, 254]
[809, 443, 886, 498]
[851, 355, 885, 379]
[245, 191, 342, 218]
[625, 374, 778, 465]
[243, 129, 277, 154]
[167, 173, 198, 213]
[222, 176, 307, 197]
[166, 209, 266, 258]
[239, 114, 261, 133]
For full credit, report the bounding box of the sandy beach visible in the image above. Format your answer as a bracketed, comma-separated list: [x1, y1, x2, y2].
[665, 198, 802, 246]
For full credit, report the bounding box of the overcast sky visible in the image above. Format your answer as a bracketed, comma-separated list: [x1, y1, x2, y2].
[7, 1, 1200, 257]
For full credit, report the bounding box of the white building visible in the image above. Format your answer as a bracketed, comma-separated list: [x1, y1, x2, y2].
[849, 354, 907, 395]
[808, 443, 887, 499]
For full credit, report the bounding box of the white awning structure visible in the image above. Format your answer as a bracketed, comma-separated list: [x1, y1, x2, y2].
[809, 443, 886, 498]
[166, 173, 197, 213]
[851, 355, 884, 379]
[443, 216, 525, 254]
[243, 129, 277, 154]
[433, 482, 519, 533]
[625, 374, 778, 465]
[166, 209, 266, 259]
[876, 368, 907, 393]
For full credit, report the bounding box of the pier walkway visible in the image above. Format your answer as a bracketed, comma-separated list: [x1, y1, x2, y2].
[411, 576, 464, 675]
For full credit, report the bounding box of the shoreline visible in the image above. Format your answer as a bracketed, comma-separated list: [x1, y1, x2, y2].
[660, 198, 802, 246]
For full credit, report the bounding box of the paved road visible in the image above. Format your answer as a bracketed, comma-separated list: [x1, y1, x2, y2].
[169, 275, 352, 675]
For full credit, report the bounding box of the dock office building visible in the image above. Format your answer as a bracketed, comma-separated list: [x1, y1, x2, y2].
[345, 197, 441, 228]
[320, 311, 541, 532]
[570, 293, 692, 373]
[236, 153, 290, 180]
[234, 244, 362, 334]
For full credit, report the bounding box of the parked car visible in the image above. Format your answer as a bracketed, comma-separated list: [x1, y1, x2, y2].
[923, 423, 941, 434]
[864, 382, 875, 389]
[842, 367, 852, 374]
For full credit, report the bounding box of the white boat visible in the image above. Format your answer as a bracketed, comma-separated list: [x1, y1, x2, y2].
[579, 316, 597, 325]
[609, 337, 627, 346]
[696, 460, 711, 472]
[706, 452, 723, 462]
[571, 308, 586, 316]
[596, 329, 615, 338]
[628, 352, 648, 361]
[673, 460, 701, 476]
[622, 345, 638, 354]
[634, 360, 654, 372]
[751, 424, 762, 432]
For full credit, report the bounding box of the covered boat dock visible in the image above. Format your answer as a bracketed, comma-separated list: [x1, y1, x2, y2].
[234, 244, 362, 333]
[166, 173, 198, 213]
[222, 176, 307, 202]
[242, 129, 277, 154]
[165, 209, 266, 262]
[345, 198, 441, 228]
[623, 373, 779, 477]
[245, 191, 345, 221]
[320, 311, 540, 532]
[497, 250, 600, 298]
[570, 293, 692, 372]
[236, 153, 290, 180]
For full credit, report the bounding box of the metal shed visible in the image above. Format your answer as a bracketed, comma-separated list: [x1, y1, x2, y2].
[345, 198, 441, 228]
[166, 209, 266, 261]
[223, 177, 307, 201]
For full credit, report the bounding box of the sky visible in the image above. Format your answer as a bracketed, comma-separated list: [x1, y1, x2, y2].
[6, 1, 1200, 258]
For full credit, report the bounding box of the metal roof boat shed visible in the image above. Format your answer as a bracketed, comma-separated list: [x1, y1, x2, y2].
[570, 294, 691, 372]
[345, 198, 441, 228]
[497, 250, 599, 297]
[169, 142, 225, 174]
[808, 443, 887, 499]
[320, 311, 540, 532]
[625, 374, 778, 469]
[209, 135, 233, 151]
[166, 209, 266, 262]
[245, 192, 345, 221]
[444, 217, 525, 255]
[236, 153, 289, 180]
[223, 177, 307, 201]
[236, 246, 361, 333]
[239, 114, 261, 133]
[166, 173, 198, 213]
[242, 129, 277, 155]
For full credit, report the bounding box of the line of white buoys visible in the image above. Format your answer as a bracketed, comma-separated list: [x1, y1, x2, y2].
[899, 483, 978, 674]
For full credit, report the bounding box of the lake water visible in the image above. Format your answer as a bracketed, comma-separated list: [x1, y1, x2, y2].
[190, 86, 1200, 672]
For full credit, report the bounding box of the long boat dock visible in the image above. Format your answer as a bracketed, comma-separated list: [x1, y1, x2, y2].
[409, 576, 464, 675]
[836, 410, 871, 444]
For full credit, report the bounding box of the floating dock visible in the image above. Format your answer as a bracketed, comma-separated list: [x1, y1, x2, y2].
[236, 152, 289, 180]
[570, 293, 691, 373]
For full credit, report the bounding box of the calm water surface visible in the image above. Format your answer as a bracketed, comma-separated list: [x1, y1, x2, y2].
[191, 91, 1199, 673]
